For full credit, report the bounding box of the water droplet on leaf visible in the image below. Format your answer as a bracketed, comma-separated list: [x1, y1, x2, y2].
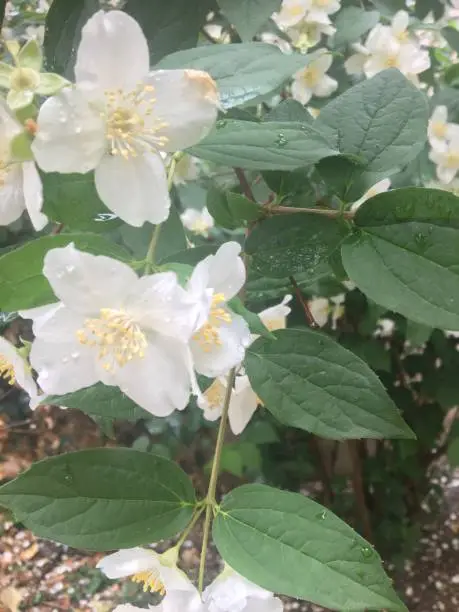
[275, 133, 288, 147]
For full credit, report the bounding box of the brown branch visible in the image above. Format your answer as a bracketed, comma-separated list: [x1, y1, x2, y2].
[234, 168, 256, 202]
[289, 276, 320, 330]
[51, 223, 64, 235]
[272, 205, 354, 220]
[348, 440, 374, 543]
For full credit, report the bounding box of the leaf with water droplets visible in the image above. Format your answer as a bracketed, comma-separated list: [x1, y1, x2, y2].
[0, 448, 196, 550]
[213, 484, 407, 611]
[245, 328, 414, 439]
[341, 187, 459, 330]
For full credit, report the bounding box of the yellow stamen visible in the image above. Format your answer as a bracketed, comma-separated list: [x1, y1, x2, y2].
[131, 570, 165, 595]
[204, 378, 226, 409]
[76, 308, 147, 371]
[431, 121, 447, 139]
[301, 67, 319, 88]
[102, 83, 169, 159]
[193, 293, 232, 352]
[384, 55, 399, 68]
[0, 355, 15, 385]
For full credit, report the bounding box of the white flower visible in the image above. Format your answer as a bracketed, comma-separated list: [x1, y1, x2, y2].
[428, 106, 459, 152]
[20, 244, 201, 416]
[429, 132, 459, 184]
[0, 100, 46, 230]
[0, 336, 38, 403]
[350, 178, 391, 212]
[32, 10, 219, 227]
[308, 295, 344, 328]
[306, 0, 341, 23]
[198, 296, 291, 433]
[203, 569, 283, 612]
[98, 547, 194, 597]
[390, 11, 412, 45]
[273, 0, 337, 49]
[291, 52, 337, 105]
[181, 207, 214, 237]
[273, 0, 310, 29]
[259, 32, 293, 55]
[288, 16, 336, 50]
[187, 242, 251, 378]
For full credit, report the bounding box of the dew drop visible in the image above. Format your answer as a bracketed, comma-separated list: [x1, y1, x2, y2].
[275, 133, 288, 147]
[414, 232, 428, 252]
[216, 119, 227, 129]
[320, 511, 327, 520]
[65, 265, 75, 273]
[64, 474, 72, 482]
[361, 546, 373, 559]
[62, 356, 69, 364]
[71, 351, 80, 360]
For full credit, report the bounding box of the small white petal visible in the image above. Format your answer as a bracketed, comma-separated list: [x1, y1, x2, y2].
[313, 74, 338, 98]
[258, 295, 292, 332]
[189, 242, 245, 301]
[75, 10, 149, 90]
[97, 548, 157, 579]
[32, 88, 106, 174]
[228, 375, 259, 435]
[0, 164, 26, 226]
[43, 243, 139, 313]
[95, 151, 170, 226]
[145, 69, 218, 152]
[22, 161, 47, 230]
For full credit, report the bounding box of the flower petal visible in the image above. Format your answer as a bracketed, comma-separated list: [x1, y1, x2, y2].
[94, 151, 170, 226]
[127, 272, 201, 341]
[22, 161, 47, 230]
[97, 548, 157, 579]
[32, 87, 106, 174]
[43, 243, 138, 313]
[75, 10, 149, 90]
[229, 375, 259, 435]
[144, 69, 218, 152]
[0, 165, 26, 227]
[313, 74, 338, 98]
[188, 242, 245, 301]
[36, 72, 70, 96]
[111, 336, 192, 416]
[191, 313, 250, 378]
[29, 337, 98, 395]
[0, 337, 38, 399]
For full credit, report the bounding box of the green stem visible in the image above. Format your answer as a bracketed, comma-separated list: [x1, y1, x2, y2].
[198, 367, 237, 593]
[143, 154, 180, 274]
[175, 504, 206, 550]
[270, 205, 354, 220]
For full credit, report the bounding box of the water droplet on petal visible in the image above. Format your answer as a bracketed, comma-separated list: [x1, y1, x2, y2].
[71, 352, 79, 360]
[62, 356, 69, 364]
[65, 265, 75, 273]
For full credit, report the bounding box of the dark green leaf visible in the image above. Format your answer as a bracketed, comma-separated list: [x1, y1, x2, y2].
[317, 69, 429, 174]
[191, 120, 338, 170]
[245, 328, 414, 439]
[42, 172, 121, 232]
[266, 98, 312, 123]
[158, 43, 313, 109]
[332, 7, 380, 48]
[0, 234, 130, 311]
[368, 0, 406, 17]
[245, 213, 344, 279]
[43, 383, 149, 422]
[217, 0, 281, 41]
[341, 188, 459, 330]
[228, 297, 274, 338]
[442, 26, 459, 53]
[207, 187, 261, 228]
[213, 484, 407, 611]
[0, 448, 195, 550]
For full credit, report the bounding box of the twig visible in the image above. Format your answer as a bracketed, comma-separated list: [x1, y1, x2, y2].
[51, 223, 64, 235]
[234, 168, 255, 202]
[271, 205, 354, 220]
[348, 440, 374, 543]
[289, 276, 319, 329]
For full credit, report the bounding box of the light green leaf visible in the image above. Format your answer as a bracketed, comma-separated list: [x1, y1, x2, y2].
[213, 484, 407, 611]
[245, 213, 345, 279]
[17, 39, 42, 71]
[0, 234, 130, 311]
[341, 187, 459, 330]
[317, 69, 428, 174]
[217, 0, 281, 41]
[42, 383, 149, 422]
[157, 43, 313, 109]
[245, 328, 414, 439]
[41, 172, 122, 232]
[191, 120, 338, 170]
[36, 72, 70, 95]
[0, 448, 195, 550]
[332, 7, 380, 48]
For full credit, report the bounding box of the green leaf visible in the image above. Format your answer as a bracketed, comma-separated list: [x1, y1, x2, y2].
[0, 448, 195, 550]
[246, 267, 314, 304]
[207, 186, 260, 229]
[191, 120, 338, 170]
[245, 328, 414, 439]
[155, 199, 188, 263]
[125, 0, 213, 63]
[213, 484, 407, 611]
[161, 245, 218, 266]
[0, 234, 130, 311]
[368, 0, 406, 17]
[442, 26, 459, 53]
[317, 69, 429, 174]
[158, 43, 313, 109]
[332, 7, 380, 48]
[266, 98, 312, 123]
[228, 297, 274, 339]
[42, 383, 149, 422]
[341, 187, 459, 330]
[217, 0, 281, 41]
[245, 213, 344, 279]
[41, 172, 122, 232]
[44, 0, 99, 77]
[448, 436, 459, 467]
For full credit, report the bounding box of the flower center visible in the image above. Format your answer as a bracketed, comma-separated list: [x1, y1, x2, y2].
[285, 4, 304, 17]
[301, 67, 319, 87]
[131, 570, 165, 595]
[396, 30, 409, 43]
[10, 67, 40, 91]
[0, 355, 15, 385]
[76, 308, 147, 371]
[384, 55, 399, 68]
[192, 293, 232, 352]
[103, 84, 169, 159]
[431, 121, 447, 139]
[204, 378, 226, 410]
